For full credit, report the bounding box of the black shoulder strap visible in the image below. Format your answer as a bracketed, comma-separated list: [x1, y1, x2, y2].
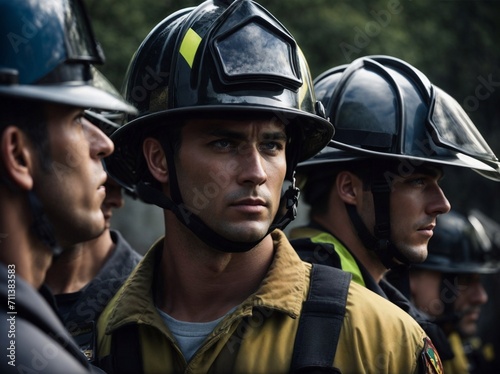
[99, 324, 144, 374]
[290, 264, 352, 374]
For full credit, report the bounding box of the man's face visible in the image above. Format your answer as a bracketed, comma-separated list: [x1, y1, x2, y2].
[360, 164, 451, 263]
[410, 270, 488, 337]
[33, 104, 114, 247]
[453, 273, 488, 337]
[410, 269, 442, 316]
[175, 118, 287, 243]
[390, 165, 451, 263]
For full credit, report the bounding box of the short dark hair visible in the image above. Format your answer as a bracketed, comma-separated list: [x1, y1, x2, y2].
[303, 158, 406, 217]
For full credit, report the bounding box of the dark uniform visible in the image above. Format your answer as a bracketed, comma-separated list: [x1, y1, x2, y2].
[52, 230, 142, 362]
[0, 265, 93, 373]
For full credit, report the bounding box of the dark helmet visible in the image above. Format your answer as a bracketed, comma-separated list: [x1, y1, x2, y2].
[468, 209, 500, 262]
[104, 0, 333, 252]
[0, 0, 136, 114]
[408, 210, 498, 331]
[415, 210, 499, 274]
[297, 55, 500, 269]
[107, 0, 332, 188]
[303, 55, 500, 179]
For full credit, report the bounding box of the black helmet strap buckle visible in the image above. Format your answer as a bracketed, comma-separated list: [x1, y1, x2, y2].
[346, 203, 395, 268]
[269, 175, 300, 232]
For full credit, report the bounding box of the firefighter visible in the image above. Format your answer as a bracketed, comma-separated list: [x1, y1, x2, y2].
[0, 0, 136, 372]
[401, 210, 499, 373]
[96, 2, 440, 373]
[289, 55, 500, 363]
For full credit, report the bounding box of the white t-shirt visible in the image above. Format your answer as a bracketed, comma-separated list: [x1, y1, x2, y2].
[157, 308, 227, 362]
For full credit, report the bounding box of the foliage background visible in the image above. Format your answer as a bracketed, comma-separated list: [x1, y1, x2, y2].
[86, 0, 500, 250]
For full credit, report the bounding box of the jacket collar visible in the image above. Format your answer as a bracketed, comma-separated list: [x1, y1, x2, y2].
[105, 230, 308, 335]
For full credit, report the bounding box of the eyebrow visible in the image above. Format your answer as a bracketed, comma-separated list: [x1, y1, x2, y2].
[413, 164, 444, 179]
[207, 128, 287, 141]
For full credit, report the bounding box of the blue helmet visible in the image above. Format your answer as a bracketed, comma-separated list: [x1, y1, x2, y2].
[0, 0, 136, 114]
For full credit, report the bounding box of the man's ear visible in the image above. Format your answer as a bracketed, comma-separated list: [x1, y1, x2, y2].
[0, 126, 34, 190]
[143, 137, 169, 183]
[336, 171, 362, 205]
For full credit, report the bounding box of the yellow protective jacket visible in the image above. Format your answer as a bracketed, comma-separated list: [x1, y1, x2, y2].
[97, 230, 437, 374]
[445, 332, 496, 374]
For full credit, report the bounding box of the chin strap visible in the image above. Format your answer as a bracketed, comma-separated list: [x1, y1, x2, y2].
[345, 176, 411, 269]
[269, 177, 300, 231]
[136, 179, 299, 253]
[138, 136, 300, 253]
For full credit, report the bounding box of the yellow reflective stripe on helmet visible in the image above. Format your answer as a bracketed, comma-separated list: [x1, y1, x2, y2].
[297, 47, 309, 107]
[180, 28, 202, 68]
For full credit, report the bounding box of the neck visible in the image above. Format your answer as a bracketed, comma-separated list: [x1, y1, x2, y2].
[156, 215, 274, 322]
[45, 229, 115, 294]
[314, 209, 388, 283]
[0, 193, 53, 288]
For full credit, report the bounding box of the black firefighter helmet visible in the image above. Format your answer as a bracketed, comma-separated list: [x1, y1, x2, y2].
[297, 55, 500, 269]
[105, 0, 334, 252]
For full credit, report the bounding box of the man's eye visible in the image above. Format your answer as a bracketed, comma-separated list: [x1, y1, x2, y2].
[212, 139, 233, 149]
[75, 114, 84, 125]
[408, 178, 425, 186]
[261, 141, 284, 152]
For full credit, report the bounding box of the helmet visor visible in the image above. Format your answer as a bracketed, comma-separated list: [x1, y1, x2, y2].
[213, 21, 301, 88]
[429, 87, 498, 164]
[63, 0, 104, 63]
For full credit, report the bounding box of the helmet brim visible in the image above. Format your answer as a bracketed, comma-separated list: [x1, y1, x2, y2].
[412, 262, 499, 275]
[301, 140, 500, 181]
[0, 84, 137, 115]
